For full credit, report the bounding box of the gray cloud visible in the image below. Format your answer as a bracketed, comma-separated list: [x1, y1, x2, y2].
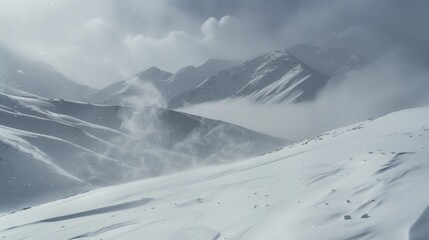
[0, 0, 428, 88]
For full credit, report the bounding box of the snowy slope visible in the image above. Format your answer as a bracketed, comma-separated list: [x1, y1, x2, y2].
[89, 59, 238, 105]
[169, 50, 329, 108]
[0, 93, 285, 211]
[0, 46, 95, 101]
[1, 106, 428, 239]
[0, 125, 89, 211]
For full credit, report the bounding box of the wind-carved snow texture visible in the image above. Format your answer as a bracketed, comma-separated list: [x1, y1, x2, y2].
[0, 106, 428, 239]
[0, 91, 285, 211]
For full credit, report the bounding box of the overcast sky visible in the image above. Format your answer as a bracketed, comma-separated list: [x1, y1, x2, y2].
[0, 0, 428, 88]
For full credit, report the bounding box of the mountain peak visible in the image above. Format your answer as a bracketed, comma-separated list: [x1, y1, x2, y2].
[137, 67, 173, 81]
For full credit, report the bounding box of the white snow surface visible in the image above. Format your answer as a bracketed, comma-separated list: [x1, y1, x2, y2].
[1, 106, 429, 239]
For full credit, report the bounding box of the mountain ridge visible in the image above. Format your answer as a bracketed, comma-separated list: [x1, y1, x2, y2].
[0, 92, 286, 211]
[169, 49, 330, 108]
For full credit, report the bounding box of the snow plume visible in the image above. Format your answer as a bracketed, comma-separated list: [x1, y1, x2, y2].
[120, 78, 167, 108]
[105, 79, 193, 178]
[171, 120, 259, 164]
[117, 78, 167, 152]
[101, 78, 280, 180]
[180, 49, 429, 141]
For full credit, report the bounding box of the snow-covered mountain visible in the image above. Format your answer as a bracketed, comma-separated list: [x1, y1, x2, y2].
[162, 59, 240, 101]
[169, 50, 329, 108]
[0, 47, 95, 101]
[91, 46, 366, 109]
[1, 106, 428, 239]
[136, 67, 174, 85]
[0, 93, 285, 211]
[88, 67, 173, 105]
[89, 59, 239, 105]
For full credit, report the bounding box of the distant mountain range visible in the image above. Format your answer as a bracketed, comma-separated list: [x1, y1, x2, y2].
[3, 25, 429, 111]
[169, 49, 331, 108]
[89, 42, 365, 109]
[88, 59, 240, 106]
[0, 46, 95, 101]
